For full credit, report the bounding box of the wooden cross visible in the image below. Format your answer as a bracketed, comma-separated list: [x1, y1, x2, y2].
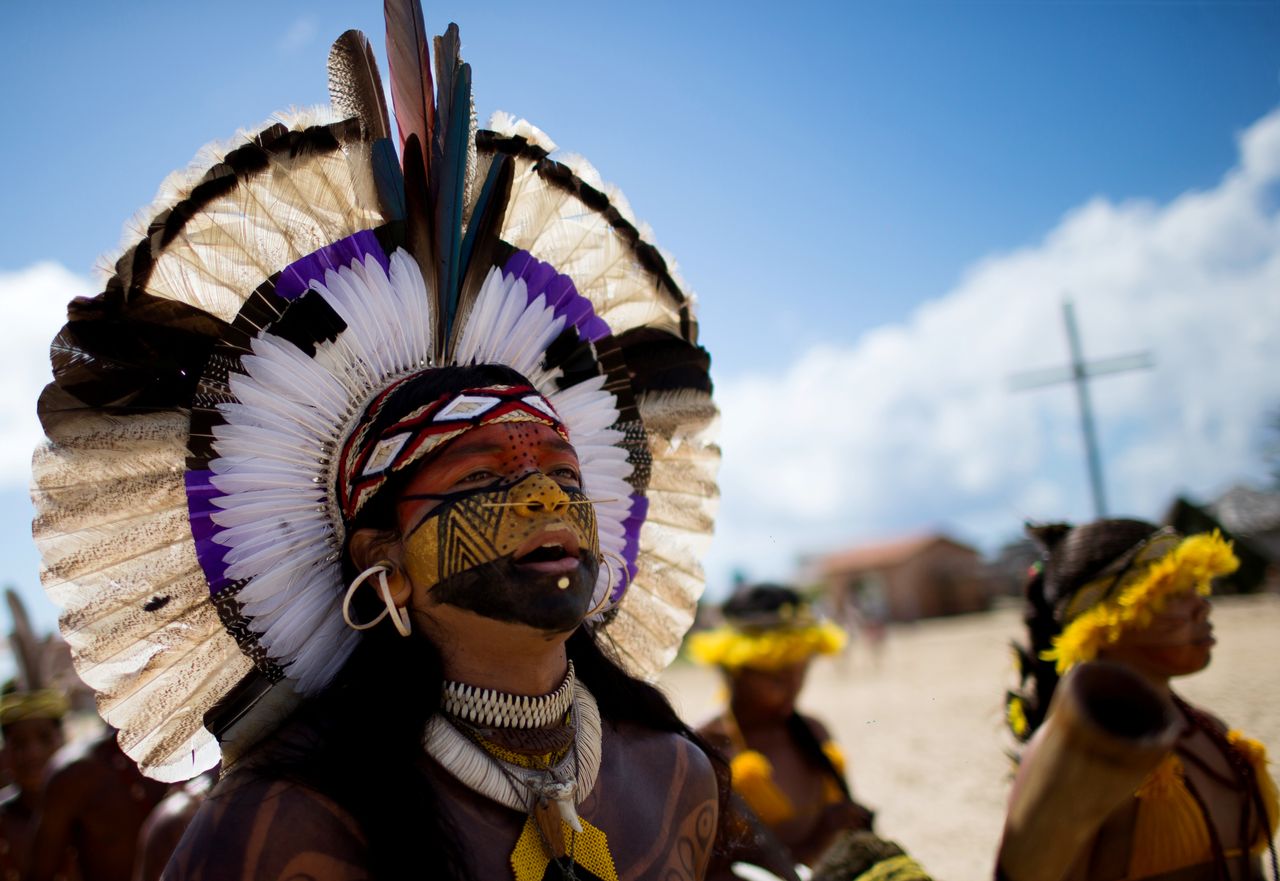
[1010, 299, 1152, 518]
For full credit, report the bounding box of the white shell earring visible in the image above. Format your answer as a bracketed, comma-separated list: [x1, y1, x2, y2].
[342, 561, 412, 637]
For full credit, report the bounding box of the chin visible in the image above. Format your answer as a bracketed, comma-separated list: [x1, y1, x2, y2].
[1152, 646, 1213, 678]
[429, 555, 599, 632]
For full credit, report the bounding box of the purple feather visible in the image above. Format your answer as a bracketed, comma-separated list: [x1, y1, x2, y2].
[616, 495, 647, 599]
[185, 470, 234, 595]
[504, 251, 611, 342]
[274, 231, 390, 301]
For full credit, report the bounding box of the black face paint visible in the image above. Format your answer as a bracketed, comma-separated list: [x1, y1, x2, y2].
[400, 472, 603, 632]
[428, 553, 601, 633]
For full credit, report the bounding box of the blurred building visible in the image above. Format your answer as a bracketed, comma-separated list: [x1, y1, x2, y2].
[1165, 483, 1280, 593]
[812, 533, 994, 623]
[986, 537, 1041, 600]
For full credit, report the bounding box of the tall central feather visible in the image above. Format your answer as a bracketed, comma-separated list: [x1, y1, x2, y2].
[384, 0, 434, 180]
[385, 0, 441, 349]
[436, 56, 473, 354]
[383, 6, 476, 360]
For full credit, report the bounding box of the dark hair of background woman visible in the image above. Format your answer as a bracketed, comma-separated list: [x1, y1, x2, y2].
[1007, 518, 1161, 744]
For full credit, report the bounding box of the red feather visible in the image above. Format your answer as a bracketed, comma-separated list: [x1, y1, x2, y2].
[384, 0, 434, 182]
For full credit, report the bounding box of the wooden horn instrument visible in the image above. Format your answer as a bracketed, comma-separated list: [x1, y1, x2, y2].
[996, 661, 1180, 881]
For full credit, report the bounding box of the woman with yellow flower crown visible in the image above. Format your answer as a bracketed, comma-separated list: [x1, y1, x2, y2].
[690, 584, 930, 881]
[998, 519, 1278, 881]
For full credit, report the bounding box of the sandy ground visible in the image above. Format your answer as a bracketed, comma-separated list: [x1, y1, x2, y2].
[658, 593, 1280, 881]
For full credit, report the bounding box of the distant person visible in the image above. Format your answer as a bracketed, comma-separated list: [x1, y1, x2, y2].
[132, 770, 215, 881]
[30, 729, 167, 881]
[0, 686, 72, 880]
[1000, 520, 1278, 881]
[690, 584, 880, 869]
[857, 594, 889, 671]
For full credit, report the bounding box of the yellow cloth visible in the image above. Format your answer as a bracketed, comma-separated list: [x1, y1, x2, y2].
[730, 749, 795, 825]
[822, 740, 847, 775]
[731, 740, 851, 823]
[477, 738, 569, 770]
[822, 740, 849, 805]
[854, 854, 931, 881]
[510, 812, 618, 881]
[1127, 732, 1278, 878]
[1227, 730, 1280, 850]
[1129, 754, 1212, 878]
[0, 689, 68, 725]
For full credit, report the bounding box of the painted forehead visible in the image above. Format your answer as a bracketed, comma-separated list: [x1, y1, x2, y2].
[340, 382, 568, 522]
[408, 422, 579, 482]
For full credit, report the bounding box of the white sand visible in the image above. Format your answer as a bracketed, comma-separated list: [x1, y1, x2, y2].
[659, 594, 1280, 881]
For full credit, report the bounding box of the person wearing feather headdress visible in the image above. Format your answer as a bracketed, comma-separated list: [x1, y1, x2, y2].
[32, 5, 728, 880]
[998, 519, 1278, 881]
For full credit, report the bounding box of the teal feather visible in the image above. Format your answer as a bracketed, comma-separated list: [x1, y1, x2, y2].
[371, 138, 406, 222]
[435, 62, 472, 355]
[449, 154, 514, 352]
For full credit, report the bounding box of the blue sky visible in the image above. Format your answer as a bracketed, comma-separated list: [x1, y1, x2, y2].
[2, 1, 1280, 630]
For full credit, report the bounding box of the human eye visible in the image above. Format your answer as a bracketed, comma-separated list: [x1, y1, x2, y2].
[454, 469, 499, 487]
[549, 465, 581, 488]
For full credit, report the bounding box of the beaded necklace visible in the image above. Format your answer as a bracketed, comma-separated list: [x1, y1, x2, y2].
[424, 668, 618, 881]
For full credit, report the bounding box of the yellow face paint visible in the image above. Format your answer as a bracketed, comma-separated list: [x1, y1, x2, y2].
[402, 472, 600, 593]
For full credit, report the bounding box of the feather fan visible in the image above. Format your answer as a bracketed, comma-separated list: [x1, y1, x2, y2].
[34, 9, 718, 784]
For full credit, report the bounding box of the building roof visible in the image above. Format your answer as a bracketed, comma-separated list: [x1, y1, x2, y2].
[816, 533, 977, 576]
[1211, 484, 1280, 536]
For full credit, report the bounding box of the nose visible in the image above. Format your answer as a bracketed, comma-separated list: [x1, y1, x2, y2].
[509, 473, 571, 517]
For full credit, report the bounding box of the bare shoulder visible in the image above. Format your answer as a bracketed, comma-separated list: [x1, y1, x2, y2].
[598, 725, 719, 881]
[610, 723, 717, 790]
[162, 774, 369, 881]
[797, 713, 834, 742]
[1188, 703, 1231, 735]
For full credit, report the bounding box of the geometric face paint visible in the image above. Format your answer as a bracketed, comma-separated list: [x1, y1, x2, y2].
[401, 472, 601, 631]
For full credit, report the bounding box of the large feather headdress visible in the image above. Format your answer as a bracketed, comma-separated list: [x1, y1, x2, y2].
[32, 2, 718, 782]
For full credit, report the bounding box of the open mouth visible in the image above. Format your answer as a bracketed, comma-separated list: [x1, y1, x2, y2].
[513, 529, 580, 575]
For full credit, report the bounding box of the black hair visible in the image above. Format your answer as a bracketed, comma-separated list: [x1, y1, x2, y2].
[722, 582, 806, 625]
[1006, 518, 1162, 743]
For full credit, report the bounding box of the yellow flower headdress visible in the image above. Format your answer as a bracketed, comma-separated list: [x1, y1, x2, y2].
[1041, 530, 1238, 675]
[687, 602, 847, 672]
[0, 689, 69, 726]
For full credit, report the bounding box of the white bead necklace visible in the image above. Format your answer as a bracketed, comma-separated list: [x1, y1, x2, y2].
[440, 662, 577, 729]
[424, 677, 602, 832]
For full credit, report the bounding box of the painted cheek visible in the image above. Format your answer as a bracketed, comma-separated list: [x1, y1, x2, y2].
[402, 518, 442, 596]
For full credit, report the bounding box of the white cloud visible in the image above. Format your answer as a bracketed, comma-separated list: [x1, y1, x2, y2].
[0, 263, 91, 487]
[278, 17, 319, 54]
[708, 107, 1280, 589]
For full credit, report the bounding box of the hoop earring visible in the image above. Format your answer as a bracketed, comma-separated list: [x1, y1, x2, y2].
[343, 561, 412, 637]
[587, 551, 632, 618]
